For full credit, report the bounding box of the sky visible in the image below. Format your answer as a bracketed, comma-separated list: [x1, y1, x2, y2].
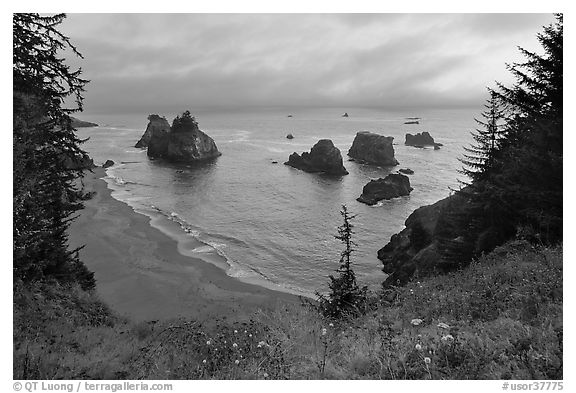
[59, 13, 556, 114]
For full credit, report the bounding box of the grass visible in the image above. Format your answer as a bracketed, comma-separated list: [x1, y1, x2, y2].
[13, 241, 562, 379]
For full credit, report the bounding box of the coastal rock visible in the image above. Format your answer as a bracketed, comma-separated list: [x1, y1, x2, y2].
[286, 133, 294, 139]
[348, 131, 399, 166]
[284, 139, 348, 176]
[135, 114, 170, 148]
[377, 191, 470, 286]
[404, 121, 419, 125]
[399, 168, 414, 175]
[70, 117, 98, 128]
[405, 131, 441, 148]
[342, 112, 349, 117]
[357, 173, 412, 205]
[102, 160, 115, 168]
[144, 111, 221, 163]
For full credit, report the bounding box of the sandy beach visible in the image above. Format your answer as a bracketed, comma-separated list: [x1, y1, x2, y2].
[68, 168, 300, 322]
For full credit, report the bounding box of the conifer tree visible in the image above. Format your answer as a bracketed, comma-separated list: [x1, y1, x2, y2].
[460, 91, 506, 183]
[318, 205, 367, 318]
[13, 13, 95, 289]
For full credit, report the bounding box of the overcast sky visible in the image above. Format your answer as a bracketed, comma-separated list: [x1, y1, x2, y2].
[60, 13, 555, 114]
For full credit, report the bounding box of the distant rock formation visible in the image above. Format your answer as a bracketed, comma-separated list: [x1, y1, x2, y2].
[287, 114, 293, 118]
[357, 173, 412, 205]
[404, 120, 419, 124]
[342, 112, 349, 117]
[399, 168, 414, 175]
[102, 160, 114, 168]
[135, 114, 170, 148]
[285, 139, 348, 176]
[405, 131, 442, 148]
[286, 133, 294, 139]
[70, 117, 98, 128]
[348, 131, 399, 166]
[140, 111, 221, 163]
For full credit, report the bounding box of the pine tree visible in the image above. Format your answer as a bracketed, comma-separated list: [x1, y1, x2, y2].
[460, 91, 506, 183]
[13, 13, 95, 289]
[317, 205, 367, 318]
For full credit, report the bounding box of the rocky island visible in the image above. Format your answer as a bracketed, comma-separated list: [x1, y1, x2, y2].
[357, 173, 412, 205]
[285, 139, 348, 176]
[136, 111, 221, 163]
[405, 131, 442, 148]
[348, 131, 399, 166]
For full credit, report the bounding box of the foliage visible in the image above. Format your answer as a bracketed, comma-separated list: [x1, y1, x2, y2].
[14, 244, 562, 379]
[171, 110, 198, 133]
[13, 13, 94, 289]
[317, 205, 367, 319]
[441, 14, 563, 267]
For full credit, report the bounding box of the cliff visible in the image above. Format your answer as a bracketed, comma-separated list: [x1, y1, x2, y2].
[348, 131, 399, 166]
[70, 117, 98, 128]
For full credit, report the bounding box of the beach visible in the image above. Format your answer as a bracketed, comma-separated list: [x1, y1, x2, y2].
[68, 168, 299, 322]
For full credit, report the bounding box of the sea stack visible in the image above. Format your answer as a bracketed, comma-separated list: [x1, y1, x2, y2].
[348, 131, 399, 166]
[357, 173, 413, 205]
[135, 114, 171, 148]
[405, 131, 442, 148]
[140, 111, 221, 163]
[285, 139, 348, 176]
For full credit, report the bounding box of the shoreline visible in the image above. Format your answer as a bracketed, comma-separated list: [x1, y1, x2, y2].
[68, 168, 301, 322]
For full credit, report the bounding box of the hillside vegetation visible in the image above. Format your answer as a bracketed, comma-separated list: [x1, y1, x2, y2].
[14, 242, 562, 380]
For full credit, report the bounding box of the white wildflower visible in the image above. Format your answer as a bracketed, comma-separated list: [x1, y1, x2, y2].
[424, 357, 431, 364]
[234, 330, 238, 334]
[263, 373, 269, 378]
[321, 328, 327, 336]
[235, 359, 240, 365]
[249, 334, 252, 337]
[257, 341, 267, 348]
[206, 340, 211, 345]
[437, 322, 450, 329]
[329, 323, 334, 327]
[411, 318, 423, 326]
[202, 359, 207, 364]
[415, 344, 422, 351]
[441, 334, 454, 343]
[233, 343, 238, 348]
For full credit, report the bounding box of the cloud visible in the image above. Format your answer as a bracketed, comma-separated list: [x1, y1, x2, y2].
[60, 13, 556, 113]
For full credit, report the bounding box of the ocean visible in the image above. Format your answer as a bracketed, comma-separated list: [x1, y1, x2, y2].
[75, 107, 477, 298]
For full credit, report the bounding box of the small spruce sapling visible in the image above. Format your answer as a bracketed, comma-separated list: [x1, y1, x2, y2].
[317, 205, 367, 318]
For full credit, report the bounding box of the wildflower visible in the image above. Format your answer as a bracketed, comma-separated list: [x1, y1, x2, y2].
[257, 341, 267, 348]
[235, 359, 240, 365]
[206, 340, 211, 345]
[415, 344, 422, 351]
[329, 323, 334, 327]
[234, 330, 238, 334]
[263, 373, 269, 378]
[202, 359, 207, 364]
[441, 334, 454, 343]
[249, 334, 252, 337]
[321, 328, 327, 336]
[437, 322, 450, 329]
[424, 357, 431, 364]
[411, 318, 423, 326]
[233, 343, 238, 348]
[244, 330, 247, 333]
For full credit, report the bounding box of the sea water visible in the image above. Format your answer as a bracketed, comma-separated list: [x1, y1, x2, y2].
[75, 106, 477, 297]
